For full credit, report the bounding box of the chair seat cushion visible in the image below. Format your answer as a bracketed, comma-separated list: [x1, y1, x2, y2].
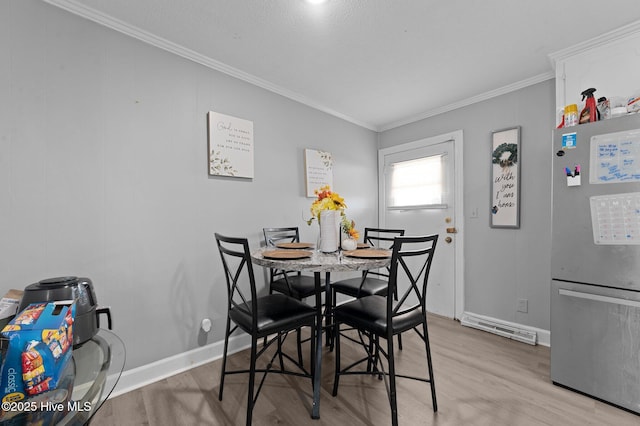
[230, 294, 316, 338]
[270, 275, 325, 300]
[334, 295, 423, 337]
[331, 277, 388, 298]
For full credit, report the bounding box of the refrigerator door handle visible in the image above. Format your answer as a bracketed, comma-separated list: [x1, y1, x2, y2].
[558, 288, 640, 308]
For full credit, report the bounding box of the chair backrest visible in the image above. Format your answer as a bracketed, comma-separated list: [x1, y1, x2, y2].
[263, 227, 301, 247]
[362, 228, 405, 280]
[215, 233, 258, 328]
[262, 227, 303, 285]
[387, 234, 438, 325]
[363, 227, 405, 249]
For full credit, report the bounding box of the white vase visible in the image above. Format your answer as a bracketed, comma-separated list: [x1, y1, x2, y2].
[341, 237, 357, 251]
[319, 210, 340, 253]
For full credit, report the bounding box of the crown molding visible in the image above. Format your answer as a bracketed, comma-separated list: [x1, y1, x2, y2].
[378, 72, 555, 132]
[42, 0, 378, 131]
[43, 0, 586, 133]
[548, 19, 640, 66]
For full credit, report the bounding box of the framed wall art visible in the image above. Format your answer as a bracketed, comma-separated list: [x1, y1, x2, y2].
[207, 111, 254, 178]
[490, 126, 521, 228]
[304, 149, 333, 197]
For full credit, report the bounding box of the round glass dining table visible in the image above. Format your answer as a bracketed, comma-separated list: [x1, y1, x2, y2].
[0, 329, 125, 425]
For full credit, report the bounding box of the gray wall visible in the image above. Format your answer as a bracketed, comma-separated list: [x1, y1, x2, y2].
[2, 1, 556, 375]
[0, 1, 378, 369]
[379, 80, 555, 331]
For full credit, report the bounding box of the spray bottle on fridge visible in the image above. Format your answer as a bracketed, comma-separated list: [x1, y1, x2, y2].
[579, 88, 599, 124]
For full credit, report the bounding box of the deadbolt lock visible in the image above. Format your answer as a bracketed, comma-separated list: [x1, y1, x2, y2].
[445, 217, 452, 223]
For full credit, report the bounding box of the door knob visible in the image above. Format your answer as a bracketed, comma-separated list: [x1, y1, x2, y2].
[445, 236, 453, 243]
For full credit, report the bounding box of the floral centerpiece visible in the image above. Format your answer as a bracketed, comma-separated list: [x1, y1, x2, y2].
[307, 185, 359, 252]
[306, 185, 346, 224]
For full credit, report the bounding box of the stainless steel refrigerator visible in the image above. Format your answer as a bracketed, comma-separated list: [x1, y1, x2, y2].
[551, 113, 640, 414]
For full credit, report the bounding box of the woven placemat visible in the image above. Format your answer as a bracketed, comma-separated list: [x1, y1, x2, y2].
[343, 249, 391, 259]
[275, 242, 314, 249]
[262, 250, 313, 260]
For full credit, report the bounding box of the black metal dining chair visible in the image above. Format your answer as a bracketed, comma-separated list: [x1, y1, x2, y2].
[330, 227, 404, 350]
[263, 227, 325, 365]
[331, 234, 439, 426]
[215, 233, 318, 426]
[263, 227, 325, 300]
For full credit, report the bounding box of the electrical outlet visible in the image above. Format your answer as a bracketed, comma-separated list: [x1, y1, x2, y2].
[201, 318, 212, 332]
[517, 299, 528, 313]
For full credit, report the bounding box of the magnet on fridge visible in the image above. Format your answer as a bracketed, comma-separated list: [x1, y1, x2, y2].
[562, 132, 577, 150]
[567, 175, 581, 186]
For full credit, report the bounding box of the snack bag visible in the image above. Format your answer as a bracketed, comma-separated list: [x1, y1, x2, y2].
[0, 302, 74, 402]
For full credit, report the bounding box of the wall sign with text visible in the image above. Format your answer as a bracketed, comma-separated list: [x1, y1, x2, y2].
[490, 126, 521, 229]
[207, 111, 254, 178]
[304, 149, 333, 197]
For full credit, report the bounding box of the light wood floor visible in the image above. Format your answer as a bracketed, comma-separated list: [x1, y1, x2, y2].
[91, 315, 639, 425]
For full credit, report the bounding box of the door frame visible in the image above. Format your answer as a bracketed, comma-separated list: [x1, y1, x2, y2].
[378, 130, 464, 319]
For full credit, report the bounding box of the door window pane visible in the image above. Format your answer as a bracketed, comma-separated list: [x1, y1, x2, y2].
[388, 155, 443, 207]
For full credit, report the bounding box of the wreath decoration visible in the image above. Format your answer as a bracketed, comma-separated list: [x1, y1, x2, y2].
[492, 143, 518, 168]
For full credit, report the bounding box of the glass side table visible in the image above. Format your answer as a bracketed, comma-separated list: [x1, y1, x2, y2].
[0, 329, 125, 425]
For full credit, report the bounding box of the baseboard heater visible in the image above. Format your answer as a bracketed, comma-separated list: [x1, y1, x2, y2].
[460, 313, 537, 345]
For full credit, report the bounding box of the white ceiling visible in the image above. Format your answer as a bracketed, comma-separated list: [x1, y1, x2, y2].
[47, 0, 640, 131]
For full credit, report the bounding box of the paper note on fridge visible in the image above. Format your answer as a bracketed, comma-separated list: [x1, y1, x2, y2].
[590, 192, 640, 245]
[590, 128, 640, 184]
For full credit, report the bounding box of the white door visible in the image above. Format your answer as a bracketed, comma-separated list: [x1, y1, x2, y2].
[378, 131, 464, 319]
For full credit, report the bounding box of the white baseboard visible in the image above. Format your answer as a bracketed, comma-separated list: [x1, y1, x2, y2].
[109, 334, 251, 399]
[460, 311, 550, 347]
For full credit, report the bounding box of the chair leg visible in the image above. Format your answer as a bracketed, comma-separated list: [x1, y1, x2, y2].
[368, 334, 383, 379]
[423, 321, 438, 412]
[366, 333, 375, 372]
[263, 289, 275, 349]
[388, 285, 403, 352]
[277, 333, 285, 371]
[296, 328, 304, 367]
[331, 322, 341, 396]
[387, 336, 399, 426]
[219, 316, 231, 401]
[246, 336, 258, 426]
